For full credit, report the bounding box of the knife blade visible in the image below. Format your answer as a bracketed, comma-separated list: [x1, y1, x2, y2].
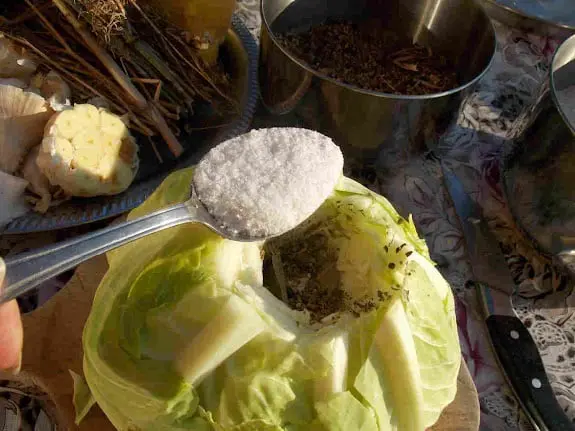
[442, 165, 574, 431]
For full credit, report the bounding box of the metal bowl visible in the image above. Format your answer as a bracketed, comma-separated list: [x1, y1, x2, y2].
[258, 0, 496, 165]
[502, 34, 575, 267]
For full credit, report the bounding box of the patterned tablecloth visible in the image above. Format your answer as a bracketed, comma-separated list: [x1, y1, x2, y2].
[1, 2, 573, 430]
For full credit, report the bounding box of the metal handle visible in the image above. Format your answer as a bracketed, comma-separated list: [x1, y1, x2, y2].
[485, 314, 575, 431]
[0, 203, 194, 305]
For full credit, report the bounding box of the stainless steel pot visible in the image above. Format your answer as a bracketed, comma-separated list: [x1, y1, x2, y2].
[258, 0, 496, 164]
[502, 34, 575, 273]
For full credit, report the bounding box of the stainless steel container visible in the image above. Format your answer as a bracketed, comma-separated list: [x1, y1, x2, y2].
[502, 34, 575, 271]
[258, 0, 496, 164]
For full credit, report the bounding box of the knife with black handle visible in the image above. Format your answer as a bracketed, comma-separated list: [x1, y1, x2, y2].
[443, 165, 574, 430]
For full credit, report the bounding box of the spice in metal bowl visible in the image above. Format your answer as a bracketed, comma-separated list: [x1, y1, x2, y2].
[276, 20, 460, 95]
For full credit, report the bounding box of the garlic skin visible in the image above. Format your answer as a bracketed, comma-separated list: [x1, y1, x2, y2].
[30, 71, 72, 112]
[37, 104, 139, 197]
[0, 78, 27, 89]
[0, 35, 38, 83]
[85, 96, 110, 110]
[21, 145, 54, 213]
[0, 85, 53, 174]
[0, 170, 30, 229]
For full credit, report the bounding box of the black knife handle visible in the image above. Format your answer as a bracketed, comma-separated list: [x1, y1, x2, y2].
[486, 315, 575, 430]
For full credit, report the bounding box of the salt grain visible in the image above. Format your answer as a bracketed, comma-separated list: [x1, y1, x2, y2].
[193, 128, 344, 238]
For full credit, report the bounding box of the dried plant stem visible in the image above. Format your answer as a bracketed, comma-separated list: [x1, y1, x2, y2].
[131, 78, 162, 102]
[126, 0, 236, 109]
[154, 101, 179, 120]
[50, 0, 183, 156]
[148, 104, 182, 156]
[23, 0, 138, 110]
[125, 59, 180, 106]
[168, 32, 238, 110]
[7, 32, 154, 137]
[23, 0, 101, 75]
[147, 136, 163, 164]
[133, 40, 195, 102]
[187, 121, 234, 131]
[2, 0, 236, 162]
[50, 0, 146, 109]
[0, 2, 53, 26]
[160, 101, 180, 112]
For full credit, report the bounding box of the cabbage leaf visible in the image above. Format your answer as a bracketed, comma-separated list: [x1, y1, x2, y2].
[78, 168, 460, 430]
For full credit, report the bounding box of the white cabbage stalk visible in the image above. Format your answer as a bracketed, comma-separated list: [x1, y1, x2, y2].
[314, 330, 349, 400]
[76, 168, 461, 431]
[176, 294, 267, 385]
[373, 298, 424, 431]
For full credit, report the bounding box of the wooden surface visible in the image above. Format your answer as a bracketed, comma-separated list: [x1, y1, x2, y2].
[8, 255, 479, 430]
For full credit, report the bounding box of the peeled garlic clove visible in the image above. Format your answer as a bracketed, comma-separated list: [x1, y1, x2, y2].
[0, 170, 30, 228]
[0, 35, 37, 82]
[37, 104, 139, 197]
[20, 145, 54, 213]
[0, 85, 53, 174]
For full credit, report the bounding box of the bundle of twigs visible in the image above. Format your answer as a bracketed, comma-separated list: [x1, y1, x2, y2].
[0, 0, 237, 158]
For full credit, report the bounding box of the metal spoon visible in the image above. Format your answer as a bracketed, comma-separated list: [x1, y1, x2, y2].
[0, 184, 278, 305]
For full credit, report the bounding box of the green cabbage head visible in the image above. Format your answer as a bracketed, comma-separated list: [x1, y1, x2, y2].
[75, 167, 461, 431]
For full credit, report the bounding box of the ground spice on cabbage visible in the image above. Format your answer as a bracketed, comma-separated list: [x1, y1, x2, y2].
[265, 227, 382, 323]
[269, 231, 347, 322]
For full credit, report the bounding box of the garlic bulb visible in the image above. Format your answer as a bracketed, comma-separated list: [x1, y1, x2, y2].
[0, 170, 30, 228]
[0, 85, 53, 174]
[0, 35, 37, 82]
[37, 104, 139, 197]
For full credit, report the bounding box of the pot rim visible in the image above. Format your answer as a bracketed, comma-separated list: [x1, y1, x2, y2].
[551, 33, 575, 134]
[260, 0, 497, 101]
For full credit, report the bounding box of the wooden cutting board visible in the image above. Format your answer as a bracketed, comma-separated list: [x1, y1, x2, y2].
[3, 255, 480, 430]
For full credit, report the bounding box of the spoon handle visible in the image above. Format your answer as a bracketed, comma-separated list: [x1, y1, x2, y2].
[0, 203, 194, 305]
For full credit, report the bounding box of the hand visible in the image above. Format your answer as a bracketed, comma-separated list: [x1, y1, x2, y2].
[0, 258, 23, 373]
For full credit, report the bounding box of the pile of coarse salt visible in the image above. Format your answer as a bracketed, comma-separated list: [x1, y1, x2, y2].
[193, 127, 344, 238]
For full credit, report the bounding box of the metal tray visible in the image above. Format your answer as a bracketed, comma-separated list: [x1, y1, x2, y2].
[480, 0, 575, 39]
[2, 15, 259, 235]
